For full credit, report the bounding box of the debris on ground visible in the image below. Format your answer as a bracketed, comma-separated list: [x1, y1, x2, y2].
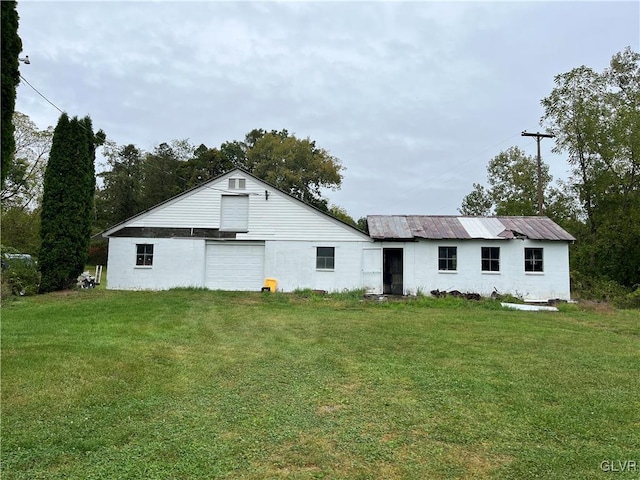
[76, 271, 96, 289]
[430, 289, 481, 300]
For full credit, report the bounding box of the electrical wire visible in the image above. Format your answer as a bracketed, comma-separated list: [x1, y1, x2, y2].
[18, 71, 258, 197]
[19, 73, 93, 134]
[19, 74, 65, 115]
[382, 131, 540, 213]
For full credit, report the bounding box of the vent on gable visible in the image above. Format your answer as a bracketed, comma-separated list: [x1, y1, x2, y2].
[229, 178, 246, 190]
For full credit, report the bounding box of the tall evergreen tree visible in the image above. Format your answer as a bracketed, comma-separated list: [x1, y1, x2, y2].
[1, 0, 23, 187]
[39, 113, 100, 292]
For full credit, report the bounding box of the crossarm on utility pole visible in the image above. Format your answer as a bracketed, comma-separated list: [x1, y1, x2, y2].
[521, 131, 555, 215]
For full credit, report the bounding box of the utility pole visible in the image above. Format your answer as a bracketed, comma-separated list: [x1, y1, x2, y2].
[521, 131, 555, 215]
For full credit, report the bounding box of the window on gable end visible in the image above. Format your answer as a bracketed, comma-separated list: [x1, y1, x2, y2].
[228, 178, 246, 190]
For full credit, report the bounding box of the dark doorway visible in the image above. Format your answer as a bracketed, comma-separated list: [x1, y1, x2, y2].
[383, 248, 403, 295]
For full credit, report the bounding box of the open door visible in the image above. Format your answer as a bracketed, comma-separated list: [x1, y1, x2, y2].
[383, 248, 403, 295]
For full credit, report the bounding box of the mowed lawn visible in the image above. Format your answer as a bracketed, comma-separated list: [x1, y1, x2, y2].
[1, 290, 638, 479]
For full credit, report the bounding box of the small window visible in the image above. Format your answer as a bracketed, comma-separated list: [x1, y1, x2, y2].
[316, 247, 335, 270]
[438, 246, 457, 271]
[481, 247, 500, 272]
[228, 178, 246, 190]
[136, 244, 154, 266]
[525, 248, 543, 272]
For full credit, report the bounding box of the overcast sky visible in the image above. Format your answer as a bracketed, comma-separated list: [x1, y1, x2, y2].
[15, 1, 640, 220]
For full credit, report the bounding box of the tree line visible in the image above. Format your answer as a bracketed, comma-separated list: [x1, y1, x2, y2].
[460, 47, 639, 291]
[94, 128, 352, 231]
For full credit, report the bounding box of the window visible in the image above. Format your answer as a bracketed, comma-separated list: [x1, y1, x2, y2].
[136, 244, 154, 266]
[525, 248, 543, 272]
[228, 178, 246, 190]
[481, 247, 500, 272]
[316, 247, 335, 270]
[438, 246, 457, 271]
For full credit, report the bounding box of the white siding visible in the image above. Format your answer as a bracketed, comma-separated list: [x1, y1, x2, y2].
[115, 171, 370, 243]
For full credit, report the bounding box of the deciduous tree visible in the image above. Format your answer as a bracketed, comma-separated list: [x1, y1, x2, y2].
[245, 129, 343, 211]
[176, 144, 234, 191]
[0, 207, 41, 256]
[459, 183, 492, 216]
[327, 204, 357, 226]
[541, 47, 640, 286]
[1, 112, 53, 209]
[459, 146, 573, 220]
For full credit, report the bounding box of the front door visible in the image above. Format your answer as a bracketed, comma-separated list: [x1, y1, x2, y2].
[383, 248, 403, 295]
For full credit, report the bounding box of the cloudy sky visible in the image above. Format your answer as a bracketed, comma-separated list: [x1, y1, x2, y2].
[15, 1, 639, 220]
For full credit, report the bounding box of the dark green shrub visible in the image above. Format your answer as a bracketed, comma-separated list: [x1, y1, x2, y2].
[614, 286, 640, 309]
[571, 271, 638, 308]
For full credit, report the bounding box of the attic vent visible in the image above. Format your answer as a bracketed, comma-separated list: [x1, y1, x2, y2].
[229, 178, 246, 190]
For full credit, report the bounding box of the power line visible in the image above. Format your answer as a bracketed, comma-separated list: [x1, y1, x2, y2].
[18, 67, 254, 197]
[382, 130, 539, 214]
[19, 73, 95, 135]
[19, 74, 65, 115]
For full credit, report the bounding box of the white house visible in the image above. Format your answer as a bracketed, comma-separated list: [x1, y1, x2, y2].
[102, 169, 575, 300]
[102, 169, 373, 292]
[366, 215, 575, 301]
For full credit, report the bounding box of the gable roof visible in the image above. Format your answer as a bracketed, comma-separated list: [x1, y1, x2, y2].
[101, 168, 368, 238]
[367, 215, 575, 241]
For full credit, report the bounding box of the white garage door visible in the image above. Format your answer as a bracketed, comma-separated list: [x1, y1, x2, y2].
[205, 242, 265, 291]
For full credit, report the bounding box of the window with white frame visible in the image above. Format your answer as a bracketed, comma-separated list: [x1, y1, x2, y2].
[136, 244, 154, 266]
[481, 246, 500, 272]
[316, 247, 335, 270]
[438, 246, 457, 271]
[524, 247, 543, 272]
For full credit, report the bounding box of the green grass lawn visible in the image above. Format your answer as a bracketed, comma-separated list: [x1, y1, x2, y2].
[2, 290, 638, 479]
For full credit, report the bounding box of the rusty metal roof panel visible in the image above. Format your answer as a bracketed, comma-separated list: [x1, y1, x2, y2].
[497, 216, 575, 241]
[416, 216, 470, 239]
[367, 215, 414, 239]
[367, 215, 575, 241]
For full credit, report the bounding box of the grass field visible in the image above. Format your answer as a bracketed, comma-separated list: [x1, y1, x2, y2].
[2, 290, 639, 479]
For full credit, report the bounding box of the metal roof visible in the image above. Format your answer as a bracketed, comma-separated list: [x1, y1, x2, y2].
[367, 215, 575, 241]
